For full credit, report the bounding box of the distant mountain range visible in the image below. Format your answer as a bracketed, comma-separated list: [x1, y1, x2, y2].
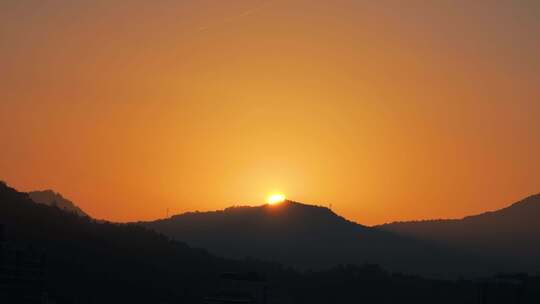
[5, 179, 540, 275]
[142, 196, 540, 275]
[2, 180, 540, 303]
[0, 181, 284, 303]
[141, 200, 480, 275]
[28, 189, 88, 217]
[378, 194, 540, 268]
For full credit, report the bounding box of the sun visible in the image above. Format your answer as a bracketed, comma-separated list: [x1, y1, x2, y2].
[266, 193, 286, 205]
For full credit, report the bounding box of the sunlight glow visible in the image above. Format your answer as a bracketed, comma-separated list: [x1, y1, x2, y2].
[267, 193, 286, 205]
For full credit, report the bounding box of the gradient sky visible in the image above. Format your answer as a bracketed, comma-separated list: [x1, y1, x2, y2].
[1, 0, 539, 225]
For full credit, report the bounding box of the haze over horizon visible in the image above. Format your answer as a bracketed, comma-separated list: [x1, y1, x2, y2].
[2, 0, 540, 225]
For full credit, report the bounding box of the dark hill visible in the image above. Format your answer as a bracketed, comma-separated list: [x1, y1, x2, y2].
[379, 194, 540, 269]
[141, 200, 475, 275]
[3, 181, 540, 303]
[28, 189, 88, 217]
[0, 181, 285, 303]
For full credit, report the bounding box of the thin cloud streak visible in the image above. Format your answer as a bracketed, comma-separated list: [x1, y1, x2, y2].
[196, 0, 272, 32]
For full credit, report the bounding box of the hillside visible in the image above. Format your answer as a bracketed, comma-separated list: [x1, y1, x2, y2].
[141, 200, 474, 274]
[28, 189, 88, 217]
[379, 194, 540, 268]
[0, 181, 286, 303]
[2, 181, 540, 303]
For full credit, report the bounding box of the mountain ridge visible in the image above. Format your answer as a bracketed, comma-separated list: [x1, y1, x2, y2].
[0, 181, 289, 303]
[141, 199, 479, 275]
[381, 193, 540, 226]
[4, 181, 537, 303]
[27, 189, 88, 217]
[378, 193, 540, 265]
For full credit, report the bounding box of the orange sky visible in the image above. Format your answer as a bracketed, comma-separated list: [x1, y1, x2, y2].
[1, 0, 539, 225]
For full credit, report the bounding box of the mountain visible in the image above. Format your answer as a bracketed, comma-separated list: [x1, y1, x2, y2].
[2, 181, 540, 303]
[28, 189, 88, 217]
[141, 200, 476, 275]
[378, 194, 540, 270]
[0, 181, 286, 303]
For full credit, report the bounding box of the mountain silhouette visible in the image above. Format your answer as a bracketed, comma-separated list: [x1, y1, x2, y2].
[28, 189, 88, 217]
[0, 181, 286, 303]
[379, 194, 540, 270]
[3, 181, 540, 303]
[141, 200, 476, 275]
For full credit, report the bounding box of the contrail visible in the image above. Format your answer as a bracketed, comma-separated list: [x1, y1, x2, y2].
[196, 0, 273, 32]
[239, 0, 270, 17]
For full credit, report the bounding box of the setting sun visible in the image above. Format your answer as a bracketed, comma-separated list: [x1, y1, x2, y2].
[267, 193, 286, 205]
